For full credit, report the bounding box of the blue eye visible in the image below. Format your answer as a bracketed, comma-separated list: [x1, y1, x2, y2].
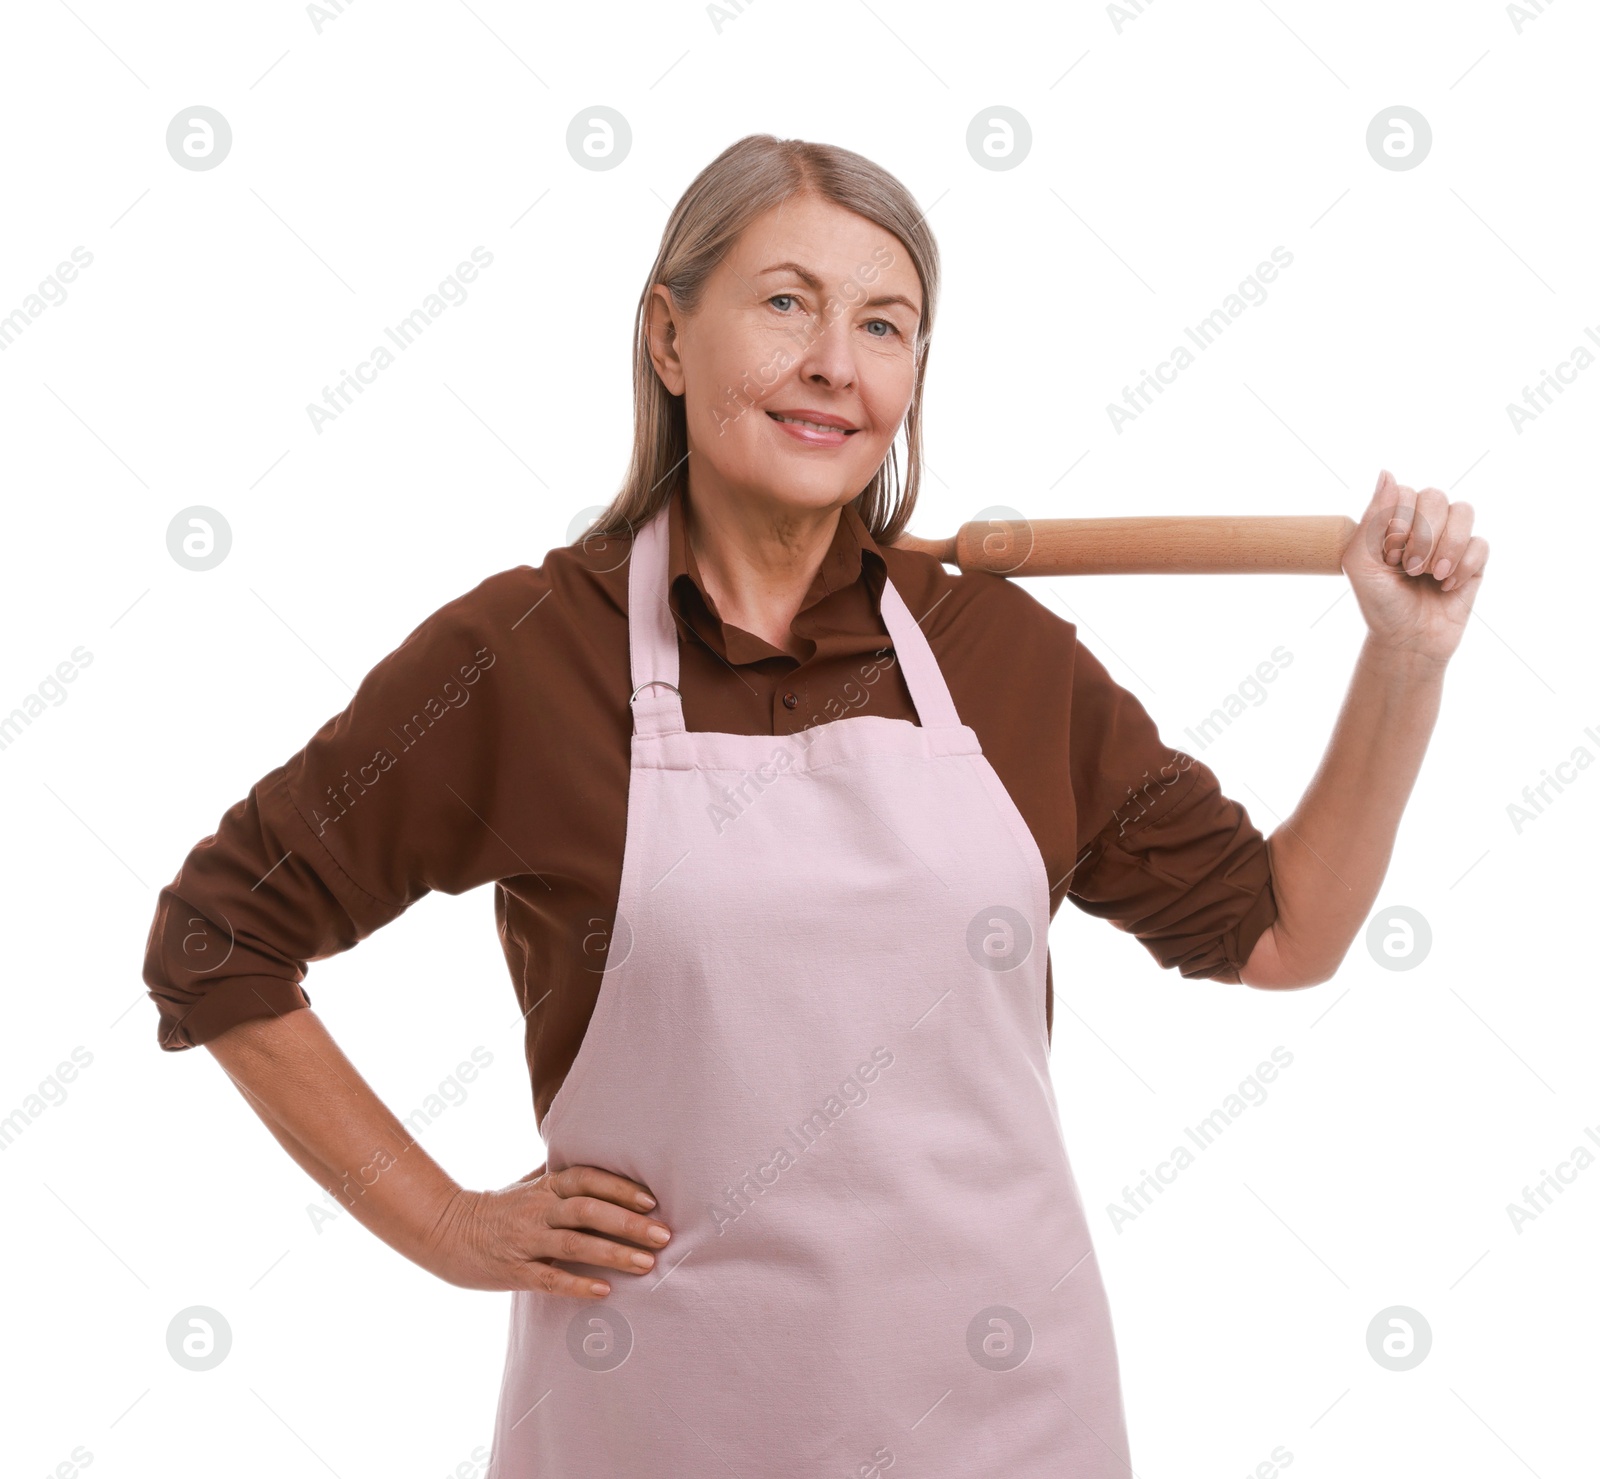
[768, 294, 901, 340]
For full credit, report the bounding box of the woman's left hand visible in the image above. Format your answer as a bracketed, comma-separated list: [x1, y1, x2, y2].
[1342, 468, 1491, 667]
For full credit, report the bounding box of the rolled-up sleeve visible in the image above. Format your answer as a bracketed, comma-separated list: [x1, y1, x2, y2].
[142, 575, 517, 1050]
[1064, 640, 1278, 983]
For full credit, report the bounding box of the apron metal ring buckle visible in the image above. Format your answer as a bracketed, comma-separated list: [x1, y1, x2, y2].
[630, 679, 681, 703]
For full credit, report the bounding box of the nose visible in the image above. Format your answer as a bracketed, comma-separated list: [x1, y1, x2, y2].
[791, 298, 860, 393]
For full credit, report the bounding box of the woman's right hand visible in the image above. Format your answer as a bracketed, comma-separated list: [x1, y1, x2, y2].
[420, 1163, 673, 1299]
[201, 1013, 666, 1298]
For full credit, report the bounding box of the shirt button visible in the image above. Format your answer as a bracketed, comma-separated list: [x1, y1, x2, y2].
[782, 691, 799, 709]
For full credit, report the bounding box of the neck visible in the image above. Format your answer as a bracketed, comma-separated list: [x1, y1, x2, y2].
[682, 484, 845, 660]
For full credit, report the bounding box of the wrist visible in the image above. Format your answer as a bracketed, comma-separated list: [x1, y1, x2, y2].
[410, 1174, 473, 1261]
[333, 1144, 464, 1261]
[1359, 633, 1449, 684]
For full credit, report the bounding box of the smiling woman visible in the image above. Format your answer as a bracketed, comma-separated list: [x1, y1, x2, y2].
[147, 129, 1487, 1479]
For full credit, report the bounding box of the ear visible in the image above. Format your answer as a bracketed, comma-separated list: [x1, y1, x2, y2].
[645, 284, 687, 397]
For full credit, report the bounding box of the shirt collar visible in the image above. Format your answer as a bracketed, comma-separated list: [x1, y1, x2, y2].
[665, 483, 888, 665]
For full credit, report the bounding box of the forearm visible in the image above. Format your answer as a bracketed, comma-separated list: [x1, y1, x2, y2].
[204, 1007, 462, 1264]
[1242, 635, 1447, 987]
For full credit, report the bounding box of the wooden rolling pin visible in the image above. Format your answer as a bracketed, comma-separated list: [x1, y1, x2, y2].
[891, 514, 1357, 575]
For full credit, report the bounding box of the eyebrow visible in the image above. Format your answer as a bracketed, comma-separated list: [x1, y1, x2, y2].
[755, 261, 921, 320]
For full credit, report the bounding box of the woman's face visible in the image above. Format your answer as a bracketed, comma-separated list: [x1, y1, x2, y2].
[647, 193, 924, 523]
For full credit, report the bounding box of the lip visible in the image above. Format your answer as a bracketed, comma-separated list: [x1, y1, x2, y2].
[765, 408, 860, 447]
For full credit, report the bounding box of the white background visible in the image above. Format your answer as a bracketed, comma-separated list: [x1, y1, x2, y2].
[1, 1, 1594, 1476]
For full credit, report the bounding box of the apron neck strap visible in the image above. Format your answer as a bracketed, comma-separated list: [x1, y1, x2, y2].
[627, 505, 686, 737]
[627, 500, 964, 738]
[875, 574, 963, 730]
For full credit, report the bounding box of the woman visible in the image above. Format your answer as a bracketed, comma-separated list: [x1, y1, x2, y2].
[143, 135, 1487, 1475]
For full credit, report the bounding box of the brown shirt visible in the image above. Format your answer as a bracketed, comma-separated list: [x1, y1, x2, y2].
[143, 485, 1279, 1128]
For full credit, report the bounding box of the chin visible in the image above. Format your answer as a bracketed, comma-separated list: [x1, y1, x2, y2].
[757, 476, 865, 514]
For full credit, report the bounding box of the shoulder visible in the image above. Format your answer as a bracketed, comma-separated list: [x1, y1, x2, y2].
[877, 544, 1079, 662]
[391, 536, 632, 658]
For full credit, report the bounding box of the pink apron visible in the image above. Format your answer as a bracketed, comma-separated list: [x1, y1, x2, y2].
[487, 503, 1133, 1476]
